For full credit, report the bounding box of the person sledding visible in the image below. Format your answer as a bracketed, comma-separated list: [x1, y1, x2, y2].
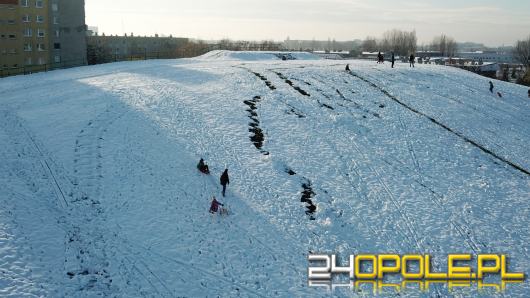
[209, 196, 224, 214]
[220, 168, 229, 197]
[197, 158, 210, 174]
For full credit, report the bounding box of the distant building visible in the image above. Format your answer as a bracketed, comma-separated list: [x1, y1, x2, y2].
[457, 51, 516, 64]
[418, 50, 517, 65]
[86, 25, 97, 36]
[361, 52, 381, 59]
[0, 0, 87, 73]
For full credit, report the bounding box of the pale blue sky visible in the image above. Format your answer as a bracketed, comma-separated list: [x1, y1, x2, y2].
[85, 0, 530, 46]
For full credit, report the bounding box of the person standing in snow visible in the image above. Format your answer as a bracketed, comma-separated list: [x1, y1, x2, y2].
[489, 81, 494, 93]
[391, 52, 395, 68]
[528, 89, 530, 98]
[220, 169, 230, 197]
[209, 196, 224, 214]
[409, 54, 415, 68]
[345, 64, 350, 72]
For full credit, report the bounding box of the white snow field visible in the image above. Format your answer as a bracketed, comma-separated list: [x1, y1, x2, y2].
[0, 51, 529, 297]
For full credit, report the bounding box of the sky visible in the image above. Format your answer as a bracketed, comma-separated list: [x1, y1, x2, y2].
[85, 0, 530, 47]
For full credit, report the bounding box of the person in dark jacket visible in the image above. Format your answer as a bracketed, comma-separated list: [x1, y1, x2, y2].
[489, 81, 494, 93]
[345, 64, 350, 71]
[220, 169, 229, 197]
[197, 158, 210, 174]
[209, 196, 224, 214]
[409, 54, 415, 67]
[528, 89, 530, 98]
[391, 52, 395, 68]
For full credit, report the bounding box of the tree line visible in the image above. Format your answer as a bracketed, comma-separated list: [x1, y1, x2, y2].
[361, 30, 457, 57]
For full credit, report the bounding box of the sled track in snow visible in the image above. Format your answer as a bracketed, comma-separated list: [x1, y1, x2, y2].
[299, 73, 486, 256]
[394, 116, 485, 253]
[115, 233, 268, 298]
[347, 71, 530, 177]
[1, 110, 71, 208]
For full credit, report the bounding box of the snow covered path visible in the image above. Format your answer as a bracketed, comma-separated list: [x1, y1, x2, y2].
[0, 53, 529, 296]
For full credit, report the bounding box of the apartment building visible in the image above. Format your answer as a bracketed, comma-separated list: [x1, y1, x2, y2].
[0, 0, 86, 73]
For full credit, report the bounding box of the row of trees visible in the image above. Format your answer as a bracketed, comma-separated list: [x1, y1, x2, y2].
[361, 30, 456, 57]
[430, 34, 458, 57]
[513, 35, 530, 86]
[87, 38, 284, 65]
[216, 39, 283, 51]
[87, 39, 212, 65]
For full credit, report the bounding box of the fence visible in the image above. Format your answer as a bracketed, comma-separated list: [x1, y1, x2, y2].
[0, 58, 88, 78]
[0, 44, 288, 79]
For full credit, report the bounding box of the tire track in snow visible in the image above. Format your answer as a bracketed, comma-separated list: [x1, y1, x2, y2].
[0, 110, 115, 295]
[73, 104, 128, 201]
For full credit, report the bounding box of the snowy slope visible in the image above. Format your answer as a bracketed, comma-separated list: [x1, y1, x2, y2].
[0, 52, 529, 297]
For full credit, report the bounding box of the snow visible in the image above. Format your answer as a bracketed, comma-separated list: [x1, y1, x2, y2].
[199, 50, 320, 61]
[0, 51, 529, 297]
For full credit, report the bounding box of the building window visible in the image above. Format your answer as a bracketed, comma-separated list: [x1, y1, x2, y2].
[52, 3, 58, 11]
[54, 30, 60, 37]
[37, 43, 45, 51]
[8, 34, 16, 39]
[36, 0, 43, 8]
[22, 14, 31, 22]
[24, 43, 32, 51]
[25, 57, 32, 65]
[53, 42, 60, 49]
[21, 0, 29, 7]
[53, 16, 58, 24]
[7, 19, 16, 25]
[38, 57, 45, 65]
[54, 55, 60, 63]
[37, 29, 44, 37]
[36, 15, 44, 23]
[8, 48, 17, 54]
[24, 28, 32, 37]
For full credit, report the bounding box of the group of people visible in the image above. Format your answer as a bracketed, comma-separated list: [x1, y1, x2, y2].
[377, 52, 385, 64]
[197, 158, 231, 215]
[374, 52, 415, 68]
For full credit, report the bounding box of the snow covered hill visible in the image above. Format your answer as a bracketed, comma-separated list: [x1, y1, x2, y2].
[0, 51, 529, 297]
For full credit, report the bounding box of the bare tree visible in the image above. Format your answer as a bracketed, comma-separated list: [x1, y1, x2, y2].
[513, 35, 530, 67]
[431, 34, 457, 57]
[362, 37, 378, 53]
[380, 29, 417, 56]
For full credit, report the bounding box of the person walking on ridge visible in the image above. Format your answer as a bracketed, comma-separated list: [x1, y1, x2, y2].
[220, 168, 230, 197]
